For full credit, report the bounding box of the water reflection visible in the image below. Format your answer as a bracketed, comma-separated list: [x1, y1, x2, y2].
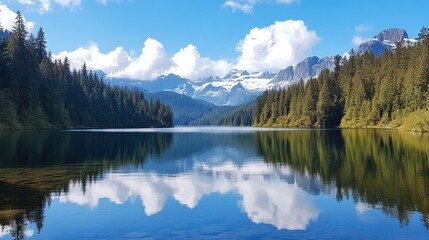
[254, 129, 429, 228]
[58, 162, 320, 230]
[0, 128, 429, 239]
[0, 130, 173, 240]
[0, 130, 173, 167]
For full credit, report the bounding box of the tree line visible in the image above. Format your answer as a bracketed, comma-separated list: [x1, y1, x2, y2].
[0, 12, 173, 130]
[253, 27, 429, 131]
[190, 103, 252, 126]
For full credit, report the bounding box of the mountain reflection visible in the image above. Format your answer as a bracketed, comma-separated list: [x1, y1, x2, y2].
[1, 128, 429, 239]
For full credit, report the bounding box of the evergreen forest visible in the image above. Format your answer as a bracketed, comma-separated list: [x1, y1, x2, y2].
[253, 27, 429, 131]
[0, 12, 173, 130]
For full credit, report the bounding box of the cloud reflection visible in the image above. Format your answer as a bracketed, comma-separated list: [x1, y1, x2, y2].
[0, 226, 34, 238]
[58, 162, 319, 230]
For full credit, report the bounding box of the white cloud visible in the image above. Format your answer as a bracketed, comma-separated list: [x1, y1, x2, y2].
[355, 24, 373, 33]
[276, 0, 297, 3]
[223, 0, 298, 13]
[16, 0, 81, 13]
[54, 42, 132, 74]
[169, 44, 231, 80]
[352, 36, 370, 46]
[24, 229, 35, 238]
[352, 24, 373, 46]
[0, 4, 35, 31]
[55, 39, 231, 81]
[238, 178, 318, 230]
[0, 221, 33, 238]
[53, 20, 318, 80]
[96, 0, 122, 5]
[355, 202, 370, 215]
[0, 226, 12, 238]
[223, 0, 253, 13]
[235, 20, 319, 72]
[110, 38, 172, 80]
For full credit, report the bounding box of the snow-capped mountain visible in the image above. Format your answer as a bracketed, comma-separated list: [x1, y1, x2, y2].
[103, 28, 417, 106]
[356, 28, 417, 56]
[270, 56, 337, 87]
[103, 56, 340, 106]
[192, 70, 275, 105]
[105, 70, 276, 106]
[102, 54, 341, 106]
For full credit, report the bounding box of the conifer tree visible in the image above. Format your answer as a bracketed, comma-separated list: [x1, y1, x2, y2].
[253, 34, 429, 130]
[35, 28, 47, 63]
[0, 12, 173, 130]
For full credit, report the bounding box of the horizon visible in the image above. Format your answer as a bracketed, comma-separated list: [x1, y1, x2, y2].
[0, 0, 428, 81]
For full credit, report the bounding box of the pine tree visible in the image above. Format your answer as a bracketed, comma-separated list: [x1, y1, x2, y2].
[35, 28, 47, 63]
[417, 26, 429, 44]
[303, 78, 318, 125]
[5, 11, 28, 102]
[316, 70, 332, 127]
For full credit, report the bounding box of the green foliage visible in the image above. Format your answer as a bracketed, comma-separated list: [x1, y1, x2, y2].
[0, 13, 173, 130]
[400, 110, 429, 132]
[190, 101, 253, 126]
[190, 105, 236, 125]
[216, 102, 253, 126]
[0, 90, 18, 130]
[145, 91, 217, 125]
[254, 27, 429, 131]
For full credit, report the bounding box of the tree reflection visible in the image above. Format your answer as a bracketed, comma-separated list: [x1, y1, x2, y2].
[0, 130, 173, 240]
[1, 128, 429, 239]
[254, 129, 429, 228]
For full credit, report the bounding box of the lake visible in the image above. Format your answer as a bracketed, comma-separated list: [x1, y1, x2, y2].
[0, 127, 428, 239]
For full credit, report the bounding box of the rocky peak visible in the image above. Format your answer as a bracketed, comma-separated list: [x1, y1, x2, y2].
[231, 82, 245, 92]
[240, 70, 250, 76]
[356, 28, 410, 56]
[294, 56, 320, 80]
[271, 66, 294, 84]
[270, 56, 337, 85]
[375, 28, 408, 43]
[224, 69, 248, 79]
[257, 71, 276, 79]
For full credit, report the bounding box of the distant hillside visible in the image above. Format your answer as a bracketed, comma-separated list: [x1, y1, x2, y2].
[145, 91, 217, 125]
[216, 102, 253, 126]
[190, 101, 254, 126]
[143, 91, 254, 126]
[190, 105, 237, 125]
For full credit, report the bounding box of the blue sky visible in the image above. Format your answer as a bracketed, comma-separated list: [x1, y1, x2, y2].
[0, 0, 428, 80]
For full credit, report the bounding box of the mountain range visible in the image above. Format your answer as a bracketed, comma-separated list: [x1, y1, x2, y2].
[104, 56, 336, 106]
[104, 28, 416, 108]
[100, 28, 417, 125]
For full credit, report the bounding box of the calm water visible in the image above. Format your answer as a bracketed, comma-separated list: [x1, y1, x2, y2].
[1, 127, 429, 239]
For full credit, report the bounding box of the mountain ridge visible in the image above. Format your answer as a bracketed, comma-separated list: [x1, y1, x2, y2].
[103, 28, 417, 107]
